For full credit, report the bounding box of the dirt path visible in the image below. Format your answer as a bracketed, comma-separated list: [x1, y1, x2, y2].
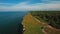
[42, 29, 48, 34]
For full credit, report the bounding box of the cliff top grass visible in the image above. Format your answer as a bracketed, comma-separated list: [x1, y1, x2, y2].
[22, 13, 44, 34]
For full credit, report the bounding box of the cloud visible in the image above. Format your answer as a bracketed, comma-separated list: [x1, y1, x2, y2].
[0, 3, 16, 6]
[0, 1, 60, 11]
[41, 0, 60, 3]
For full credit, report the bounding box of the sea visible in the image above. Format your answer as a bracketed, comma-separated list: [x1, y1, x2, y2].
[0, 11, 27, 34]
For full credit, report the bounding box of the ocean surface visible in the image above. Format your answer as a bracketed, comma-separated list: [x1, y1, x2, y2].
[0, 12, 27, 34]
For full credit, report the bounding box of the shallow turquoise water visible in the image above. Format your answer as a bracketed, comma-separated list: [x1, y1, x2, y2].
[0, 12, 27, 34]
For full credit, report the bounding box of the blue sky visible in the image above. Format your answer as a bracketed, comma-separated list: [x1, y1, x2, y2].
[0, 0, 43, 3]
[0, 0, 26, 3]
[0, 0, 60, 11]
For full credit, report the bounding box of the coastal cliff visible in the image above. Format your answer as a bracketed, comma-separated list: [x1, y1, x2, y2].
[22, 13, 60, 34]
[22, 13, 44, 34]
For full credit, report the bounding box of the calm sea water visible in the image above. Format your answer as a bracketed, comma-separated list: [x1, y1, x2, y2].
[0, 12, 27, 34]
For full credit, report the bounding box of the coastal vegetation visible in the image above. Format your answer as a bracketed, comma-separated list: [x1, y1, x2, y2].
[30, 11, 60, 29]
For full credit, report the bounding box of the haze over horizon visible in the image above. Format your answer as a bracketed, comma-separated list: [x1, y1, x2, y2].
[0, 0, 60, 11]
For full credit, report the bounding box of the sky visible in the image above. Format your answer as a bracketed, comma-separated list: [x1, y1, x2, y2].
[0, 0, 60, 11]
